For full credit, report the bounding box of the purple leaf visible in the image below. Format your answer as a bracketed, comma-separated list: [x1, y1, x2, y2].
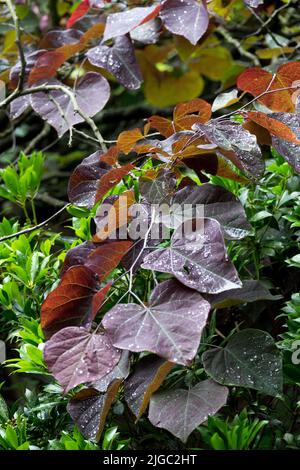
[30, 72, 110, 137]
[142, 218, 242, 294]
[197, 121, 265, 178]
[202, 329, 283, 396]
[92, 351, 131, 393]
[61, 241, 97, 275]
[103, 5, 161, 41]
[139, 169, 177, 204]
[44, 326, 121, 393]
[130, 18, 162, 44]
[102, 279, 210, 365]
[10, 50, 47, 119]
[68, 150, 110, 208]
[39, 29, 83, 49]
[204, 280, 281, 309]
[87, 35, 142, 90]
[159, 0, 209, 46]
[148, 379, 228, 442]
[67, 380, 121, 441]
[125, 355, 173, 420]
[271, 113, 300, 174]
[169, 183, 251, 240]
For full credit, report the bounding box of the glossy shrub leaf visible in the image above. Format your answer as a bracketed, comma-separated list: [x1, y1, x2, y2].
[103, 5, 161, 41]
[125, 356, 173, 420]
[202, 329, 283, 396]
[270, 113, 300, 174]
[142, 218, 242, 294]
[117, 128, 144, 154]
[67, 380, 121, 442]
[92, 283, 112, 318]
[130, 18, 161, 44]
[93, 351, 130, 393]
[87, 35, 142, 90]
[102, 279, 210, 365]
[197, 121, 265, 178]
[41, 266, 98, 338]
[30, 73, 110, 137]
[204, 280, 281, 309]
[148, 379, 229, 442]
[95, 164, 134, 204]
[28, 50, 66, 85]
[160, 0, 209, 46]
[168, 184, 251, 239]
[44, 326, 121, 393]
[62, 241, 96, 274]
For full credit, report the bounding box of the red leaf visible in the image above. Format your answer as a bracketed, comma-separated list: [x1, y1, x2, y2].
[67, 0, 90, 29]
[28, 51, 66, 85]
[95, 163, 134, 203]
[237, 62, 300, 112]
[246, 111, 300, 144]
[92, 283, 112, 319]
[85, 240, 133, 281]
[41, 266, 98, 338]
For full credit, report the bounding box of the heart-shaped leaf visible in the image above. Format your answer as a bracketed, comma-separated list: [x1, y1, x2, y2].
[159, 0, 209, 46]
[168, 184, 251, 240]
[148, 379, 228, 442]
[87, 35, 142, 90]
[142, 218, 242, 294]
[102, 279, 210, 365]
[271, 113, 300, 174]
[92, 351, 130, 393]
[44, 326, 121, 393]
[30, 73, 110, 137]
[202, 329, 283, 396]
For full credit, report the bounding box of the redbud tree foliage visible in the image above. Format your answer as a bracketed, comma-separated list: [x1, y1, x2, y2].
[1, 0, 300, 445]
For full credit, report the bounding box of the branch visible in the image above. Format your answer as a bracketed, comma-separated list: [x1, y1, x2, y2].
[0, 203, 70, 242]
[5, 0, 26, 93]
[218, 26, 260, 66]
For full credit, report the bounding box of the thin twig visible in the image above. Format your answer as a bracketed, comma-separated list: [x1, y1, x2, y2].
[24, 123, 51, 154]
[0, 204, 70, 242]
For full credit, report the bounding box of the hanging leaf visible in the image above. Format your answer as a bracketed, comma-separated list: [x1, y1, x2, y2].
[204, 280, 281, 309]
[67, 380, 121, 442]
[270, 113, 300, 174]
[202, 329, 283, 396]
[159, 0, 209, 46]
[38, 29, 84, 50]
[103, 5, 162, 41]
[62, 241, 97, 274]
[102, 279, 211, 365]
[130, 18, 162, 44]
[148, 379, 228, 442]
[125, 356, 173, 420]
[142, 218, 242, 294]
[92, 283, 112, 318]
[166, 183, 251, 240]
[30, 73, 110, 137]
[41, 266, 98, 338]
[87, 35, 142, 90]
[95, 164, 134, 203]
[92, 351, 130, 393]
[44, 326, 121, 393]
[117, 128, 144, 154]
[85, 240, 133, 278]
[197, 121, 265, 178]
